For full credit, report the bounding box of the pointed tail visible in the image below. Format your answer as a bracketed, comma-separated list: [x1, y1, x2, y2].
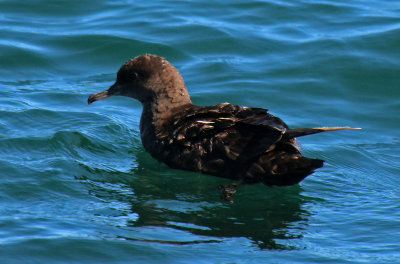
[284, 126, 361, 139]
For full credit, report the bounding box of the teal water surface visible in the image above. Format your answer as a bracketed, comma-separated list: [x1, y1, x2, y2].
[1, 1, 399, 263]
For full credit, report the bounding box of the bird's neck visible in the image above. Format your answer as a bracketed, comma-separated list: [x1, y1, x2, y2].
[139, 94, 192, 152]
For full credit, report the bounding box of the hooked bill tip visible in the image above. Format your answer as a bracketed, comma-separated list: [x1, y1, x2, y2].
[87, 95, 96, 105]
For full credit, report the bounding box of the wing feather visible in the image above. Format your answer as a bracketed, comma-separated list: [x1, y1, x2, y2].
[166, 104, 288, 168]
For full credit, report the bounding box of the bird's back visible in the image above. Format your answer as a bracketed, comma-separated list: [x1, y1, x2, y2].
[150, 102, 323, 186]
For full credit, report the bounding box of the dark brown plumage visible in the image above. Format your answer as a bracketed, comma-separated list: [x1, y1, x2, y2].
[88, 54, 358, 195]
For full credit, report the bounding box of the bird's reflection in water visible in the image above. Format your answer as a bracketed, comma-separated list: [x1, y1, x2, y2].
[80, 150, 312, 250]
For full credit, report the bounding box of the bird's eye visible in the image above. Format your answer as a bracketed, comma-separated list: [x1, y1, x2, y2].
[128, 71, 139, 81]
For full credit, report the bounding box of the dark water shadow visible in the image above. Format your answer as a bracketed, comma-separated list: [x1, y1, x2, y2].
[78, 149, 313, 250]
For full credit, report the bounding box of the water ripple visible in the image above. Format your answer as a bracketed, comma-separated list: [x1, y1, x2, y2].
[1, 0, 400, 263]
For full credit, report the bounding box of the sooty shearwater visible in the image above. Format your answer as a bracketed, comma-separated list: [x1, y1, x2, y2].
[88, 54, 359, 202]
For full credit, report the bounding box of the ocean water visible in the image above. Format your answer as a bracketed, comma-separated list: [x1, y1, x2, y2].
[1, 0, 399, 263]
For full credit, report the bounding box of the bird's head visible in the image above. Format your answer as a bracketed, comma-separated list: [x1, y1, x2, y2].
[88, 54, 191, 105]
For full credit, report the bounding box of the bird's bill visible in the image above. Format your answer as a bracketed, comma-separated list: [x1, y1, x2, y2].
[88, 83, 121, 104]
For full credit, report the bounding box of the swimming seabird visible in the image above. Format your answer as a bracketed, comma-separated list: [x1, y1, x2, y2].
[88, 54, 358, 201]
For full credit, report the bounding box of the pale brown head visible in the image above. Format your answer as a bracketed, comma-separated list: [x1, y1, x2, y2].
[88, 54, 191, 106]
